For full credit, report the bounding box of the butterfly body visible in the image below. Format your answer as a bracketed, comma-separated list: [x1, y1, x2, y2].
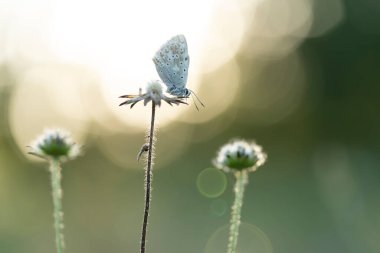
[153, 35, 191, 97]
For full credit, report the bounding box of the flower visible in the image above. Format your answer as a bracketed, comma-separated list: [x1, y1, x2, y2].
[29, 129, 80, 161]
[119, 81, 187, 108]
[214, 139, 267, 172]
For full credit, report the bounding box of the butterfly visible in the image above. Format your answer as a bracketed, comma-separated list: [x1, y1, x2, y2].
[152, 35, 204, 109]
[153, 34, 191, 97]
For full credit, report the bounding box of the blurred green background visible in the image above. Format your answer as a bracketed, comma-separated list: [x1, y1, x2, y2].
[1, 0, 379, 252]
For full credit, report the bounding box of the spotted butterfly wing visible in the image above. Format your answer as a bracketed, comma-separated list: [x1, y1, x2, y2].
[153, 35, 190, 97]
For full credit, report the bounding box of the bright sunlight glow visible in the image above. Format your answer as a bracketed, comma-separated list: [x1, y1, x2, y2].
[48, 0, 245, 128]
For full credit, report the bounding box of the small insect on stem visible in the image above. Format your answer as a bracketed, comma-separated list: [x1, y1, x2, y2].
[137, 144, 149, 162]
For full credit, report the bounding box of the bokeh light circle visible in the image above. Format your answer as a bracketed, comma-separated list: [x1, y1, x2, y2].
[8, 65, 89, 159]
[205, 223, 273, 253]
[197, 168, 227, 198]
[239, 52, 307, 125]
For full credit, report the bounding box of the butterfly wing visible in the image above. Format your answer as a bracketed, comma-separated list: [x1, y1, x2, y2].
[153, 35, 189, 91]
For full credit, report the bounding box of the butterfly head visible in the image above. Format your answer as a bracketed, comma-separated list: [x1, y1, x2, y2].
[167, 87, 191, 98]
[184, 88, 191, 98]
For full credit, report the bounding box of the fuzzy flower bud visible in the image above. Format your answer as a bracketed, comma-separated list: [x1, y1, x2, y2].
[214, 139, 267, 172]
[29, 129, 80, 161]
[145, 81, 163, 105]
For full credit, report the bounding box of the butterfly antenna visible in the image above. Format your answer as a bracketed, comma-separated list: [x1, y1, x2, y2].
[188, 89, 205, 107]
[191, 94, 200, 111]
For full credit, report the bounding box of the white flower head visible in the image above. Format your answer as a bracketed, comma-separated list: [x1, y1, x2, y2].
[146, 81, 163, 104]
[29, 129, 80, 161]
[214, 139, 267, 173]
[119, 80, 187, 108]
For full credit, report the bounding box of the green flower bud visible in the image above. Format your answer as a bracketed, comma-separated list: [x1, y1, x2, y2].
[214, 139, 267, 172]
[29, 129, 80, 161]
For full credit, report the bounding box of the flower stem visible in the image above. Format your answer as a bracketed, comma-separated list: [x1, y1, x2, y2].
[227, 170, 249, 253]
[141, 102, 156, 253]
[49, 159, 65, 253]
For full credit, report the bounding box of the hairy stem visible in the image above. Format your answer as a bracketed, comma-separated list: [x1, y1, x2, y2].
[227, 170, 249, 253]
[50, 159, 65, 253]
[141, 102, 156, 253]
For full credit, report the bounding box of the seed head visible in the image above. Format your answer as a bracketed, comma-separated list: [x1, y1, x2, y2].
[29, 129, 80, 161]
[146, 81, 163, 104]
[119, 81, 187, 108]
[214, 139, 267, 172]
